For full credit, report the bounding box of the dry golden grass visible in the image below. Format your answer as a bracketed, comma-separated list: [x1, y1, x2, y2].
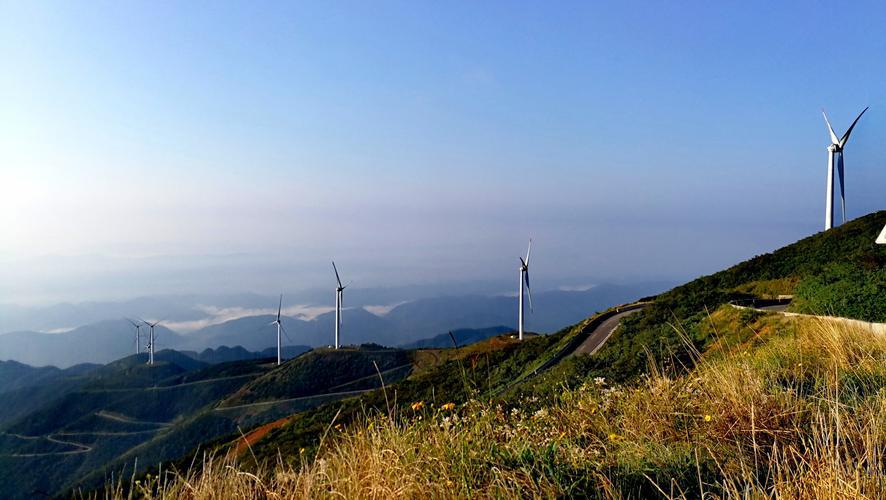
[99, 316, 886, 499]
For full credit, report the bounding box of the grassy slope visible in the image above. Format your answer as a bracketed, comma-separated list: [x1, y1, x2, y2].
[68, 211, 886, 498]
[100, 212, 886, 498]
[108, 310, 886, 499]
[576, 211, 886, 385]
[199, 333, 566, 470]
[222, 347, 411, 406]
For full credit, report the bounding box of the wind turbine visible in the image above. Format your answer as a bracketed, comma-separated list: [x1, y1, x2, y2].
[127, 319, 142, 355]
[271, 294, 284, 365]
[822, 107, 868, 230]
[517, 239, 533, 341]
[332, 261, 348, 349]
[142, 320, 160, 365]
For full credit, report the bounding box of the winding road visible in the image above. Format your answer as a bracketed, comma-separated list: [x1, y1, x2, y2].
[571, 307, 644, 356]
[0, 411, 171, 458]
[1, 432, 93, 457]
[214, 389, 371, 412]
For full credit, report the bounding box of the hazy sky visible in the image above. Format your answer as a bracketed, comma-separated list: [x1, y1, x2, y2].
[2, 1, 886, 304]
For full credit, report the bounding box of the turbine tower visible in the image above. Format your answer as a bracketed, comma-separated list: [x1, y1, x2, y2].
[272, 294, 284, 365]
[822, 107, 868, 230]
[127, 319, 142, 355]
[143, 320, 160, 365]
[332, 261, 347, 349]
[517, 239, 533, 341]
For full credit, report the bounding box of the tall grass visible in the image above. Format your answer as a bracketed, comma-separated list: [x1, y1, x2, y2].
[96, 317, 886, 499]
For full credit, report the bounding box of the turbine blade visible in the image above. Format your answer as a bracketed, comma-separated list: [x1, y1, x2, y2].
[524, 271, 533, 312]
[281, 324, 293, 344]
[447, 331, 459, 348]
[837, 152, 846, 223]
[822, 109, 840, 145]
[277, 294, 283, 322]
[525, 239, 532, 265]
[877, 224, 886, 245]
[840, 106, 868, 146]
[332, 261, 343, 288]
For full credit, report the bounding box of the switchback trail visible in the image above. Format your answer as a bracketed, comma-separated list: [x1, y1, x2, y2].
[327, 363, 413, 391]
[214, 389, 372, 412]
[95, 410, 171, 427]
[1, 432, 93, 457]
[80, 372, 262, 394]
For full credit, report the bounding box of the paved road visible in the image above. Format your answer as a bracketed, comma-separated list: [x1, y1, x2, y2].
[80, 372, 262, 394]
[756, 304, 789, 312]
[96, 410, 171, 427]
[571, 308, 643, 356]
[327, 363, 413, 391]
[214, 389, 371, 412]
[730, 303, 886, 335]
[1, 432, 93, 457]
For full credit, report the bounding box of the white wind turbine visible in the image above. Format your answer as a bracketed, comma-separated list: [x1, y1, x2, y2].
[877, 224, 886, 245]
[142, 320, 160, 365]
[517, 239, 533, 341]
[822, 107, 868, 230]
[270, 294, 286, 365]
[332, 261, 348, 349]
[127, 319, 142, 355]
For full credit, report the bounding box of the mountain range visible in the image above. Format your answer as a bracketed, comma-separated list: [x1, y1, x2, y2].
[0, 282, 669, 367]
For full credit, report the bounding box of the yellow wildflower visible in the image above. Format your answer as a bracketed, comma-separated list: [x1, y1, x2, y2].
[411, 401, 425, 411]
[704, 414, 712, 422]
[441, 402, 456, 411]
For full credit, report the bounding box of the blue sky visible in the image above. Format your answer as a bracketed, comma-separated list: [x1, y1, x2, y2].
[1, 1, 885, 303]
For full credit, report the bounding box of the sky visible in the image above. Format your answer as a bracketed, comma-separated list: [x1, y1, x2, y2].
[2, 1, 886, 305]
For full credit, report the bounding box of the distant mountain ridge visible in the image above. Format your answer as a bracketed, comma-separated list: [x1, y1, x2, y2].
[0, 282, 671, 367]
[0, 319, 183, 368]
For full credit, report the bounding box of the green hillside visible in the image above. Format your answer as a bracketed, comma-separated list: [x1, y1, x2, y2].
[576, 211, 886, 384]
[221, 346, 412, 407]
[98, 213, 886, 499]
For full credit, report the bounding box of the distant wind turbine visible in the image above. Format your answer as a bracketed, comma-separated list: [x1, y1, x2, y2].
[271, 294, 285, 365]
[517, 239, 533, 341]
[127, 319, 142, 355]
[142, 320, 160, 365]
[822, 107, 868, 230]
[332, 261, 349, 349]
